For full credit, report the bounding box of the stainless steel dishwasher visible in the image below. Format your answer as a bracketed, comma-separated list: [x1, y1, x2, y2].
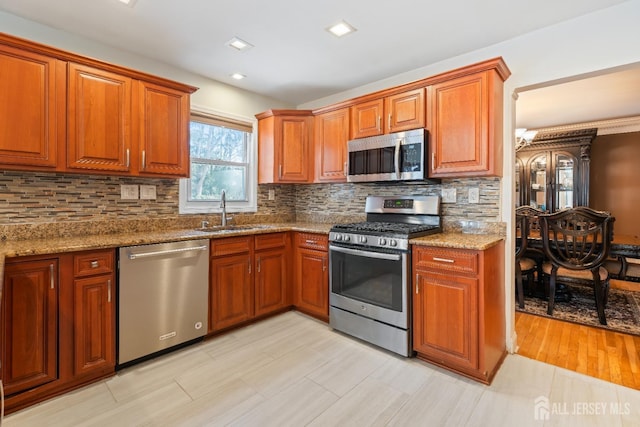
[118, 239, 209, 367]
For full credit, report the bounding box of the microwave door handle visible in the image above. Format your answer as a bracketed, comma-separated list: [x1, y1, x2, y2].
[394, 138, 402, 178]
[330, 244, 402, 261]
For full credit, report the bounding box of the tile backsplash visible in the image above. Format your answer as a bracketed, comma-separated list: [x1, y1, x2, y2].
[0, 171, 503, 236]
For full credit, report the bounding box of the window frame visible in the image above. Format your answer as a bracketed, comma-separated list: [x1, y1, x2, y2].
[179, 105, 258, 214]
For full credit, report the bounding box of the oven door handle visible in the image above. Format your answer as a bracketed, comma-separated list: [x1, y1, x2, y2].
[330, 245, 402, 261]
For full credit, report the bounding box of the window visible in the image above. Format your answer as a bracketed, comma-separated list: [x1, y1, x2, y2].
[179, 108, 257, 214]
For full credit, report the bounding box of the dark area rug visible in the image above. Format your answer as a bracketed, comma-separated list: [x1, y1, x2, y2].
[516, 284, 640, 336]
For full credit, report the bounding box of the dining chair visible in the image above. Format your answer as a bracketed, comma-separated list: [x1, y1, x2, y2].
[539, 206, 615, 325]
[515, 206, 544, 308]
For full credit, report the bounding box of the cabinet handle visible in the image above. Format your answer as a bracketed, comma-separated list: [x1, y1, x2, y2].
[344, 162, 347, 176]
[90, 260, 99, 268]
[431, 152, 435, 168]
[416, 274, 419, 294]
[248, 259, 252, 274]
[388, 113, 392, 130]
[305, 239, 316, 245]
[433, 257, 455, 263]
[257, 257, 261, 273]
[126, 148, 130, 168]
[377, 116, 381, 132]
[278, 164, 282, 179]
[142, 150, 146, 169]
[108, 279, 112, 303]
[50, 264, 55, 289]
[322, 257, 327, 272]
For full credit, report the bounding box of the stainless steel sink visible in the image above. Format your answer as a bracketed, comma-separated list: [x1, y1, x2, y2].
[194, 224, 274, 233]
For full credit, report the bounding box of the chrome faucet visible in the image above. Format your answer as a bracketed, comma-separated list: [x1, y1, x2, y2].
[220, 190, 228, 226]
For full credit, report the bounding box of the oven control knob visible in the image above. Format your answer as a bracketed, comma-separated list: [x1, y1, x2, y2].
[389, 240, 398, 247]
[359, 236, 368, 244]
[335, 234, 343, 241]
[379, 238, 387, 246]
[343, 235, 351, 242]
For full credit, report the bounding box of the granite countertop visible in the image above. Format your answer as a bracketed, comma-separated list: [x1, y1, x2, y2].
[0, 222, 334, 259]
[410, 232, 504, 250]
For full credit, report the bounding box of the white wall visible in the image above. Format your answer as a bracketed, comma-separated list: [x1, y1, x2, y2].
[299, 0, 640, 352]
[0, 10, 292, 120]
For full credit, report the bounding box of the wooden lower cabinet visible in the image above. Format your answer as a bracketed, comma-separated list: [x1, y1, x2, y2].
[1, 258, 59, 396]
[293, 233, 329, 321]
[1, 250, 116, 414]
[209, 233, 290, 333]
[412, 242, 505, 384]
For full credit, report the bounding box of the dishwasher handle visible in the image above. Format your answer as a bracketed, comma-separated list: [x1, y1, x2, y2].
[128, 245, 208, 260]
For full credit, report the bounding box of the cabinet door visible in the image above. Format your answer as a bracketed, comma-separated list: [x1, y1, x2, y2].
[67, 63, 132, 172]
[428, 71, 500, 178]
[73, 275, 115, 375]
[385, 88, 425, 133]
[315, 108, 349, 182]
[209, 254, 253, 332]
[350, 98, 383, 139]
[254, 248, 289, 317]
[294, 247, 328, 320]
[0, 45, 62, 168]
[137, 81, 190, 177]
[1, 259, 58, 396]
[413, 269, 478, 371]
[275, 115, 313, 182]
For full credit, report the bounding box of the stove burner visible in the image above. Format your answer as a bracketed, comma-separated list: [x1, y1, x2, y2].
[332, 222, 439, 236]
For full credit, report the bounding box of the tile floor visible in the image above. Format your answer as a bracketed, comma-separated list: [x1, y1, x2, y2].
[4, 312, 640, 426]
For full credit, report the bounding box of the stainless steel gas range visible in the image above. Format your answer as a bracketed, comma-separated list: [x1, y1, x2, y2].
[328, 195, 442, 356]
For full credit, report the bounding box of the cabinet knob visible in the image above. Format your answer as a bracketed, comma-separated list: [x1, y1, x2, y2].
[90, 260, 99, 268]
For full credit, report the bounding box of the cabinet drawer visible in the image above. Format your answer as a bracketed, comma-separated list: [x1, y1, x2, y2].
[211, 236, 252, 257]
[296, 232, 328, 251]
[74, 250, 115, 277]
[414, 247, 478, 274]
[255, 232, 288, 251]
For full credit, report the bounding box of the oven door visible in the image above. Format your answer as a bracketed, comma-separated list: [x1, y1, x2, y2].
[329, 244, 409, 329]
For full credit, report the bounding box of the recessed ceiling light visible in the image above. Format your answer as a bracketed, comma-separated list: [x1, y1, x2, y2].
[231, 73, 246, 80]
[118, 0, 138, 7]
[227, 37, 254, 51]
[327, 20, 357, 37]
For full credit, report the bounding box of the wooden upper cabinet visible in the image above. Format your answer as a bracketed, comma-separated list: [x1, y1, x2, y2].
[257, 110, 313, 183]
[350, 98, 384, 139]
[0, 33, 197, 178]
[137, 81, 190, 177]
[384, 88, 425, 133]
[67, 63, 133, 172]
[0, 44, 63, 169]
[315, 108, 349, 182]
[350, 88, 425, 139]
[427, 70, 504, 178]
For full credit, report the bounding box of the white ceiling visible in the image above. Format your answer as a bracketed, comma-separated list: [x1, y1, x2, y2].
[516, 65, 640, 130]
[0, 0, 637, 129]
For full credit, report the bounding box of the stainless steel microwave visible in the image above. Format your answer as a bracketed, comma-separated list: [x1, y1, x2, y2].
[347, 128, 429, 183]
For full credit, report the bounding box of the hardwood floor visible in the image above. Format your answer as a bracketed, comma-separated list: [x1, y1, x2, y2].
[516, 311, 640, 390]
[5, 311, 640, 426]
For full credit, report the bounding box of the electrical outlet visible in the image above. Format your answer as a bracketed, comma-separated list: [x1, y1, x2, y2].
[268, 189, 275, 201]
[120, 184, 139, 200]
[140, 185, 157, 200]
[442, 188, 456, 203]
[468, 188, 480, 204]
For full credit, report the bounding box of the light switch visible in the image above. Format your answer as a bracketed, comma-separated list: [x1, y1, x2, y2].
[442, 188, 456, 203]
[268, 189, 275, 200]
[120, 184, 139, 200]
[140, 185, 157, 200]
[469, 188, 480, 204]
